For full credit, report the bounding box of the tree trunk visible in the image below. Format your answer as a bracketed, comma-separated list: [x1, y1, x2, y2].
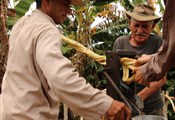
[0, 0, 8, 93]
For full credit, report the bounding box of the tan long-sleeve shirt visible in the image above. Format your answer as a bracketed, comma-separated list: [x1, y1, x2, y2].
[1, 9, 112, 120]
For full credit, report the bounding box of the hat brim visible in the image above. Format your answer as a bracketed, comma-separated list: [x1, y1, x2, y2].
[71, 0, 85, 6]
[126, 11, 161, 23]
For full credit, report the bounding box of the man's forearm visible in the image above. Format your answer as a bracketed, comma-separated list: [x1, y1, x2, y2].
[137, 77, 166, 101]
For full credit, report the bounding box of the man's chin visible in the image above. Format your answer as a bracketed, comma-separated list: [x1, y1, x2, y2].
[135, 37, 147, 42]
[137, 41, 147, 46]
[135, 39, 147, 45]
[55, 21, 64, 25]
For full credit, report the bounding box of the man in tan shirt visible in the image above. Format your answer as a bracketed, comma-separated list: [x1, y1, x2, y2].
[1, 0, 131, 120]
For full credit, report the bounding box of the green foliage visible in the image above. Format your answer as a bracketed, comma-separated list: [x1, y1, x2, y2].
[92, 0, 118, 6]
[132, 0, 146, 5]
[120, 0, 134, 11]
[83, 59, 107, 89]
[62, 44, 76, 58]
[164, 71, 175, 94]
[163, 70, 175, 119]
[92, 18, 129, 50]
[7, 0, 34, 28]
[157, 0, 165, 14]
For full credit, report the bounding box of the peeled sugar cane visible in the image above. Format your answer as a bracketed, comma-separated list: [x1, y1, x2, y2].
[61, 35, 136, 83]
[61, 35, 106, 65]
[120, 57, 136, 84]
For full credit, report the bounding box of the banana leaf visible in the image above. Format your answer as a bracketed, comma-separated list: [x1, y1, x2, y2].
[7, 0, 34, 28]
[92, 0, 117, 6]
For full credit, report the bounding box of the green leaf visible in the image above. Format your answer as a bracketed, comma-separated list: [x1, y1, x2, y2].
[15, 0, 34, 17]
[132, 0, 145, 5]
[7, 0, 34, 27]
[92, 0, 117, 6]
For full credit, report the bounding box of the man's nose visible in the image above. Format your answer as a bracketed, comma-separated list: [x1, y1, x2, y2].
[137, 27, 143, 33]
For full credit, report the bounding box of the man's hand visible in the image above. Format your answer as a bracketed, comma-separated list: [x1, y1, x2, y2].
[133, 54, 152, 86]
[134, 54, 152, 67]
[134, 67, 150, 86]
[106, 100, 131, 120]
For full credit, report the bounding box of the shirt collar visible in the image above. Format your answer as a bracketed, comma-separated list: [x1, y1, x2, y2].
[33, 9, 63, 34]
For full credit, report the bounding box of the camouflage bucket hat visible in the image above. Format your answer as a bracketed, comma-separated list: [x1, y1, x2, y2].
[71, 0, 85, 6]
[125, 4, 161, 23]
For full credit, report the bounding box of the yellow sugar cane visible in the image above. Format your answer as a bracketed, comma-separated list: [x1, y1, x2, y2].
[122, 65, 129, 81]
[120, 57, 136, 84]
[61, 35, 106, 65]
[61, 35, 136, 83]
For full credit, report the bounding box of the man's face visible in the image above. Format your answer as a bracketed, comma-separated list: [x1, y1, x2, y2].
[46, 0, 72, 24]
[129, 19, 155, 45]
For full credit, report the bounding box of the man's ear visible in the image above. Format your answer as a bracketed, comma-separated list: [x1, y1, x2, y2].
[41, 0, 50, 7]
[40, 0, 50, 13]
[152, 22, 156, 29]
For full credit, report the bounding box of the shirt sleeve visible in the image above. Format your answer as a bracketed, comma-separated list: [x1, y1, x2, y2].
[36, 30, 113, 119]
[139, 1, 175, 82]
[113, 36, 125, 50]
[139, 37, 175, 82]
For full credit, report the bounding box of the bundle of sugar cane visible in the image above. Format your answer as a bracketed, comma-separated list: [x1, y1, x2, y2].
[61, 35, 136, 83]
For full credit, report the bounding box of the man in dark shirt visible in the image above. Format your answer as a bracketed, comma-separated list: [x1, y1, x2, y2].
[113, 4, 166, 117]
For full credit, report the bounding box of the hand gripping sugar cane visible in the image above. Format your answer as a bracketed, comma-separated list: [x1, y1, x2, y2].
[61, 35, 136, 84]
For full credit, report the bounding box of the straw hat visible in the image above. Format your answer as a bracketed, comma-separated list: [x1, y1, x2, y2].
[71, 0, 85, 6]
[126, 4, 161, 23]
